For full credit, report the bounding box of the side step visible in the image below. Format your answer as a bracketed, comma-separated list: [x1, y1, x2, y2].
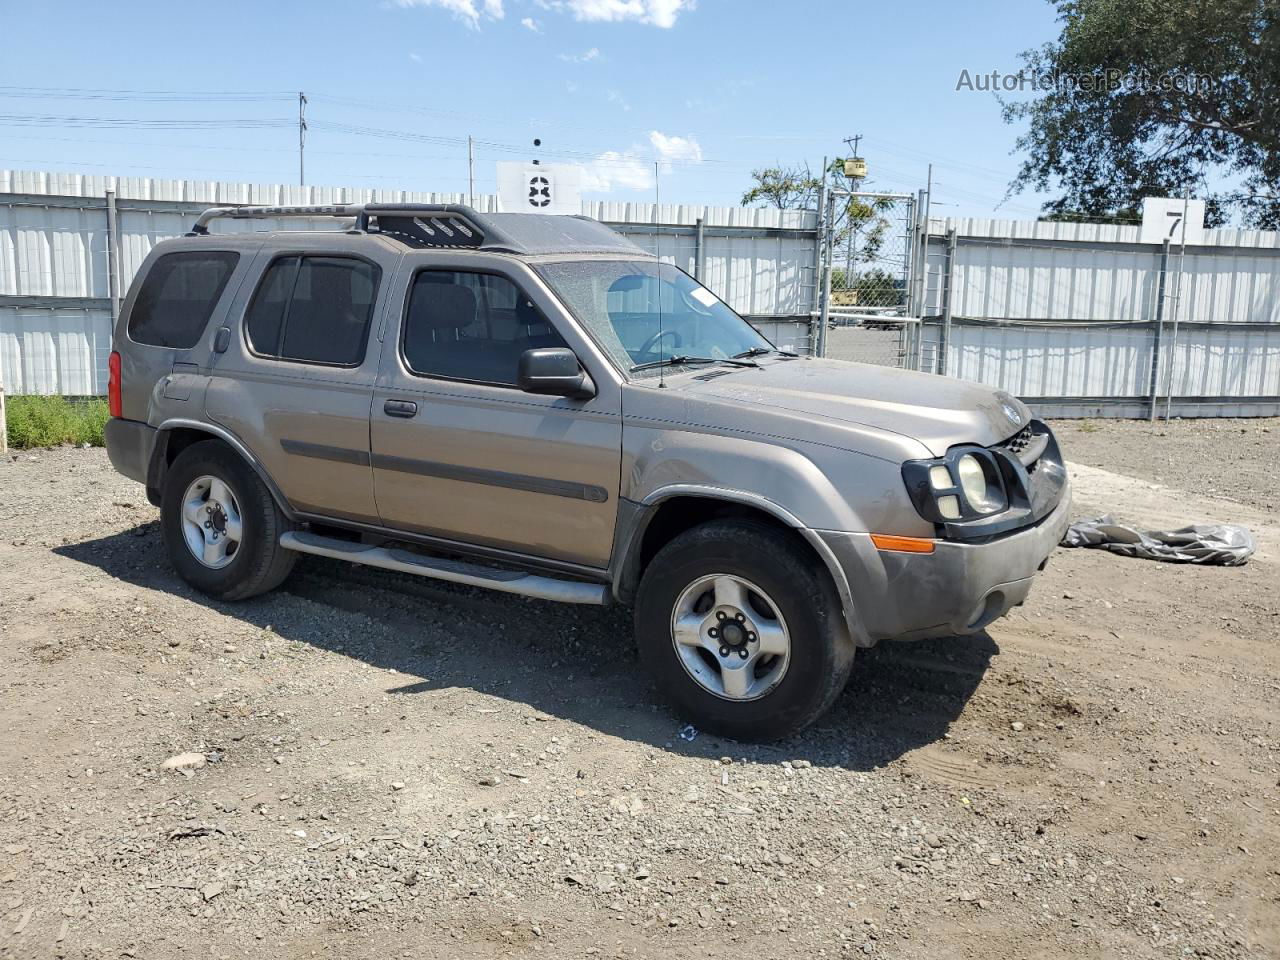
[279, 530, 608, 605]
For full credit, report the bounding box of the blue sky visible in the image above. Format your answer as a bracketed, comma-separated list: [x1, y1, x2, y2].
[0, 0, 1063, 218]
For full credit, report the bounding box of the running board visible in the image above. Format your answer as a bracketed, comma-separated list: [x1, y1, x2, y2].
[279, 530, 608, 605]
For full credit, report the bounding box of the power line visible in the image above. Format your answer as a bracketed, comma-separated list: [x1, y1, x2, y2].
[0, 85, 910, 176]
[0, 84, 977, 208]
[0, 82, 1037, 210]
[0, 85, 295, 102]
[0, 113, 293, 129]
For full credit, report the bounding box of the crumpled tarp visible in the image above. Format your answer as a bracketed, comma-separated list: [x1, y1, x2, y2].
[1060, 514, 1255, 566]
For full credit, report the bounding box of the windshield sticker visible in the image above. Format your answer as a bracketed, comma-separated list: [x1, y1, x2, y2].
[690, 286, 719, 308]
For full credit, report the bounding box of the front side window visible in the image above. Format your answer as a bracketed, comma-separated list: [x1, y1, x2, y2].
[402, 270, 568, 386]
[244, 255, 379, 366]
[534, 260, 772, 378]
[128, 251, 239, 348]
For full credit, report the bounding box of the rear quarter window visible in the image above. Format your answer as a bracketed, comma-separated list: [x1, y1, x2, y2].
[127, 251, 239, 349]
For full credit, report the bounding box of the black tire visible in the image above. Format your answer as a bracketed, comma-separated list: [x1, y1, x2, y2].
[635, 520, 854, 742]
[160, 440, 296, 601]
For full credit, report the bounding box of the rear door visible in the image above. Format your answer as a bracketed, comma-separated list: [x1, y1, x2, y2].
[370, 255, 622, 569]
[206, 236, 403, 523]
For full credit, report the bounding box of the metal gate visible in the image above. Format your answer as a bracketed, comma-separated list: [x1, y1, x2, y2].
[815, 189, 921, 367]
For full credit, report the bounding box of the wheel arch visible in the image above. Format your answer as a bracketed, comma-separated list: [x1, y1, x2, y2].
[147, 419, 295, 521]
[611, 485, 866, 645]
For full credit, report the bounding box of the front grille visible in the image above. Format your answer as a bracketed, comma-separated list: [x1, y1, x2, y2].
[1004, 424, 1034, 455]
[995, 421, 1053, 471]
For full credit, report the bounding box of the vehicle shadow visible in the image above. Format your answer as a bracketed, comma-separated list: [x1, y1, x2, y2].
[56, 522, 997, 772]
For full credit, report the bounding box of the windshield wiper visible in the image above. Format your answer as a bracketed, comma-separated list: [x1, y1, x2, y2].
[733, 346, 799, 359]
[630, 354, 760, 372]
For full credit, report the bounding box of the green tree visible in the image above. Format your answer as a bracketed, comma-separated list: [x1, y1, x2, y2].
[1004, 0, 1280, 227]
[851, 268, 902, 306]
[1038, 208, 1140, 224]
[741, 160, 897, 265]
[740, 164, 822, 209]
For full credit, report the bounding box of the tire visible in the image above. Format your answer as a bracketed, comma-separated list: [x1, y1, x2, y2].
[160, 439, 296, 601]
[635, 519, 854, 742]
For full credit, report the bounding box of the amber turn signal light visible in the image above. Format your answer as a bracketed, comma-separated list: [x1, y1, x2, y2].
[870, 534, 935, 554]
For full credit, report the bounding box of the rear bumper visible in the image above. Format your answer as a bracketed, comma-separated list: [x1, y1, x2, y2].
[104, 417, 156, 486]
[819, 479, 1072, 643]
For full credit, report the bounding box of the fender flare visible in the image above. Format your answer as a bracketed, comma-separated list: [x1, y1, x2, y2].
[148, 418, 297, 521]
[611, 483, 867, 645]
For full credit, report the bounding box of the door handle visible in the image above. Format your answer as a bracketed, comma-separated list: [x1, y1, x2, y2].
[383, 399, 418, 418]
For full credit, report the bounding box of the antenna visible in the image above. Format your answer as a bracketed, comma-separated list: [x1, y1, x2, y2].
[654, 160, 665, 389]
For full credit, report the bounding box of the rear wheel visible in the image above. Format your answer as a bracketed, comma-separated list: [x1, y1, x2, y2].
[635, 520, 854, 742]
[160, 440, 296, 600]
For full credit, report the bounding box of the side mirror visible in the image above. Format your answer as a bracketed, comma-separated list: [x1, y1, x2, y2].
[517, 347, 596, 399]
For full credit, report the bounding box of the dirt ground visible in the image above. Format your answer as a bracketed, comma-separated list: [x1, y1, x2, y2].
[822, 327, 905, 368]
[1053, 418, 1280, 518]
[1, 420, 1277, 960]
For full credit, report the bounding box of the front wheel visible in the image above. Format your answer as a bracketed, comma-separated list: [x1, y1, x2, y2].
[635, 520, 854, 742]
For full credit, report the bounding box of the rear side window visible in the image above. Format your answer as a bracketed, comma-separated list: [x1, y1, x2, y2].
[402, 270, 568, 386]
[127, 251, 239, 348]
[244, 255, 380, 366]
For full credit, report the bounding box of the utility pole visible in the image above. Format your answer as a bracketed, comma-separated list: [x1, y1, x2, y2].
[1163, 189, 1193, 421]
[298, 91, 307, 187]
[842, 134, 863, 285]
[468, 135, 475, 207]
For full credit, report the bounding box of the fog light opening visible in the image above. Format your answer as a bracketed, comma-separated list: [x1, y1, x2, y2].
[966, 590, 1006, 631]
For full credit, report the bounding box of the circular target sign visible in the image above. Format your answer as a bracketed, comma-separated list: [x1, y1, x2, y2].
[528, 175, 552, 208]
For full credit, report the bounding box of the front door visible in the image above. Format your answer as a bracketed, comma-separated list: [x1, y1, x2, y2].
[370, 259, 621, 569]
[206, 238, 402, 523]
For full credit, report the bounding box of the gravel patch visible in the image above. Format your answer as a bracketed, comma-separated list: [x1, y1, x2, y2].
[1053, 417, 1280, 516]
[1, 441, 1276, 959]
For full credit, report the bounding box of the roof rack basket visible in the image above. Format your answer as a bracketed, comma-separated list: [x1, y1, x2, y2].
[187, 203, 501, 249]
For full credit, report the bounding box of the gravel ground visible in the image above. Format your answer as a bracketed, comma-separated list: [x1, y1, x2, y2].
[1, 433, 1277, 960]
[1053, 418, 1280, 516]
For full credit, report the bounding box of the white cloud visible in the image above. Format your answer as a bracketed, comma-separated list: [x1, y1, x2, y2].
[537, 0, 693, 28]
[395, 0, 504, 29]
[408, 52, 423, 62]
[578, 129, 702, 194]
[606, 89, 631, 112]
[580, 151, 654, 193]
[648, 130, 702, 165]
[520, 16, 542, 31]
[558, 47, 602, 63]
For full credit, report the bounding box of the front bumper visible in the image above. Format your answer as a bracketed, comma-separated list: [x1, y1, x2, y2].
[819, 478, 1072, 643]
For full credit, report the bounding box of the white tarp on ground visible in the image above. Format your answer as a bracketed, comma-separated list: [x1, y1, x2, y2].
[1060, 514, 1255, 565]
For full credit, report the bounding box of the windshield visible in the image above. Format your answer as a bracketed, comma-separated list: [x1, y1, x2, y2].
[535, 260, 773, 377]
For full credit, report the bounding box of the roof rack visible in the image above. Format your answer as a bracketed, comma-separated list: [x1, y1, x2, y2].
[187, 202, 510, 250]
[185, 202, 647, 257]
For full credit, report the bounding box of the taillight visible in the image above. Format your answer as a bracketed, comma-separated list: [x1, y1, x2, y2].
[108, 350, 122, 418]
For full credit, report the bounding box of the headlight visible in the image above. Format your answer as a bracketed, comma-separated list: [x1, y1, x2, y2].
[957, 454, 1003, 514]
[901, 448, 1008, 524]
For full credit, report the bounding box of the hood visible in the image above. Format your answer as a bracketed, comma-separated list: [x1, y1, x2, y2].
[676, 358, 1030, 457]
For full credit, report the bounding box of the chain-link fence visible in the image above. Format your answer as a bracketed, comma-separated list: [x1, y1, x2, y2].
[817, 190, 919, 367]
